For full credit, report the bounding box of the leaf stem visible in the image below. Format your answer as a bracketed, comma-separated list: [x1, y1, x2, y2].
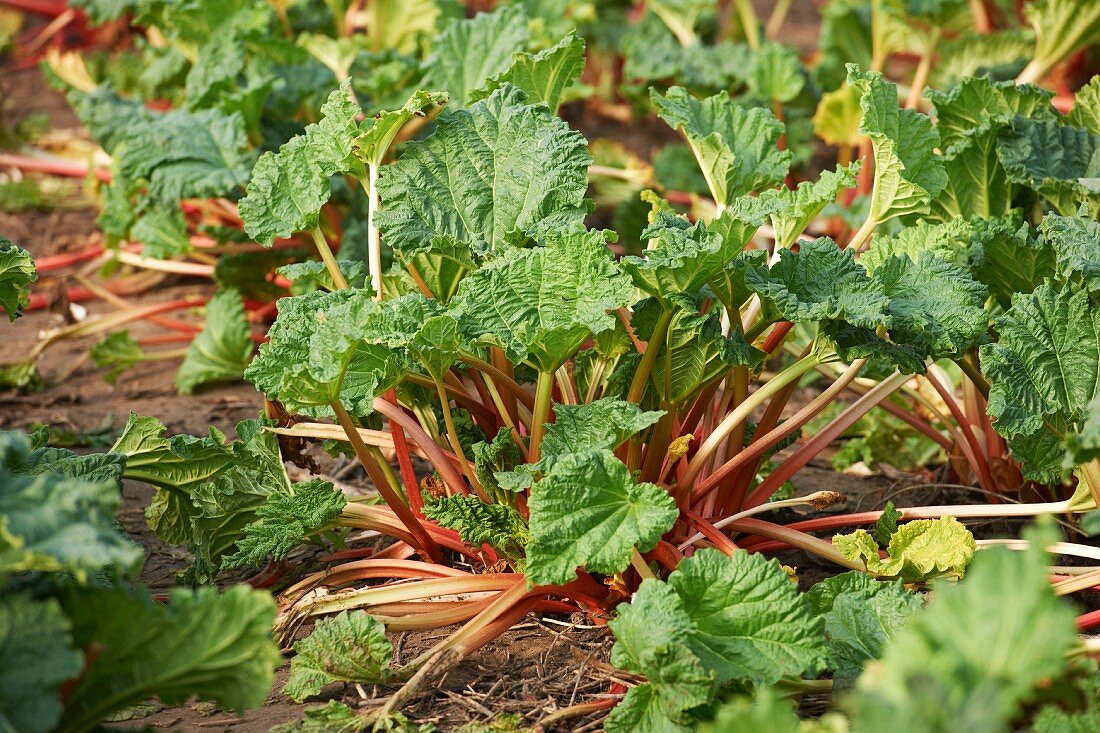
[434, 378, 489, 502]
[627, 308, 674, 405]
[364, 166, 383, 300]
[847, 214, 877, 253]
[681, 353, 823, 490]
[330, 400, 443, 562]
[529, 370, 556, 462]
[310, 226, 350, 290]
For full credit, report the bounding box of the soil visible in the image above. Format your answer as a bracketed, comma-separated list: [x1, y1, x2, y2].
[7, 3, 1080, 732]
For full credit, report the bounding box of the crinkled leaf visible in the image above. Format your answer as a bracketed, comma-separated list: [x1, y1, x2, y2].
[621, 210, 757, 299]
[1043, 213, 1100, 294]
[361, 293, 462, 379]
[245, 289, 407, 415]
[847, 521, 1078, 732]
[847, 66, 946, 225]
[873, 501, 902, 547]
[60, 585, 280, 729]
[285, 611, 392, 702]
[471, 427, 523, 499]
[806, 570, 892, 615]
[422, 5, 530, 107]
[834, 516, 976, 581]
[131, 206, 191, 259]
[1068, 76, 1100, 135]
[826, 253, 988, 373]
[666, 549, 827, 684]
[980, 283, 1100, 482]
[745, 237, 888, 329]
[927, 78, 1056, 155]
[968, 216, 1053, 308]
[471, 32, 586, 113]
[449, 229, 633, 371]
[525, 449, 677, 586]
[279, 260, 370, 293]
[375, 84, 591, 260]
[998, 116, 1100, 216]
[111, 414, 236, 545]
[0, 237, 35, 322]
[754, 164, 860, 249]
[356, 89, 448, 166]
[176, 288, 253, 395]
[652, 86, 791, 207]
[224, 479, 345, 570]
[860, 219, 972, 274]
[819, 578, 923, 685]
[0, 595, 83, 733]
[606, 581, 714, 733]
[422, 496, 528, 568]
[0, 433, 141, 579]
[746, 42, 805, 104]
[814, 83, 863, 148]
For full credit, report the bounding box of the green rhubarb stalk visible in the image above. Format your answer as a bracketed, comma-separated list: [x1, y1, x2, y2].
[310, 226, 350, 290]
[626, 308, 673, 405]
[529, 369, 556, 462]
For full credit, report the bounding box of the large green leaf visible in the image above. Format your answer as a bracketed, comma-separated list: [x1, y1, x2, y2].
[360, 293, 462, 380]
[746, 42, 805, 105]
[1042, 213, 1100, 294]
[284, 611, 392, 702]
[752, 164, 860, 249]
[0, 237, 36, 322]
[981, 282, 1100, 482]
[652, 86, 791, 208]
[224, 479, 345, 570]
[825, 253, 988, 373]
[620, 211, 756, 300]
[606, 580, 714, 733]
[998, 117, 1100, 216]
[0, 595, 83, 733]
[860, 219, 972, 275]
[422, 496, 528, 568]
[111, 414, 236, 545]
[356, 89, 448, 166]
[968, 216, 1054, 308]
[847, 521, 1079, 733]
[422, 5, 530, 107]
[59, 585, 280, 730]
[449, 229, 633, 371]
[526, 449, 677, 586]
[1024, 0, 1100, 81]
[847, 66, 946, 225]
[176, 288, 253, 394]
[376, 84, 591, 260]
[0, 433, 141, 580]
[744, 237, 888, 329]
[245, 289, 407, 414]
[471, 32, 587, 114]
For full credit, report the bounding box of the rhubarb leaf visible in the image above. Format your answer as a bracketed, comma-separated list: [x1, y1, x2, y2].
[620, 210, 756, 300]
[998, 117, 1100, 216]
[361, 293, 462, 380]
[90, 331, 147, 384]
[833, 516, 976, 581]
[526, 449, 677, 586]
[0, 237, 35, 322]
[1068, 76, 1100, 134]
[666, 549, 826, 684]
[981, 282, 1100, 482]
[422, 5, 529, 107]
[746, 42, 805, 104]
[111, 414, 236, 545]
[1064, 397, 1100, 469]
[60, 585, 280, 727]
[245, 289, 407, 415]
[0, 433, 141, 579]
[860, 219, 972, 275]
[1043, 213, 1100, 294]
[847, 66, 946, 225]
[176, 288, 253, 395]
[422, 496, 528, 567]
[752, 163, 860, 249]
[0, 595, 83, 733]
[224, 479, 345, 569]
[927, 78, 1056, 154]
[651, 86, 791, 207]
[817, 578, 923, 685]
[847, 521, 1078, 732]
[744, 237, 888, 329]
[278, 260, 370, 293]
[968, 216, 1054, 308]
[606, 580, 714, 733]
[131, 206, 191, 259]
[449, 229, 633, 371]
[375, 84, 591, 260]
[356, 89, 448, 166]
[285, 611, 392, 701]
[873, 501, 903, 547]
[471, 32, 586, 113]
[825, 253, 988, 373]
